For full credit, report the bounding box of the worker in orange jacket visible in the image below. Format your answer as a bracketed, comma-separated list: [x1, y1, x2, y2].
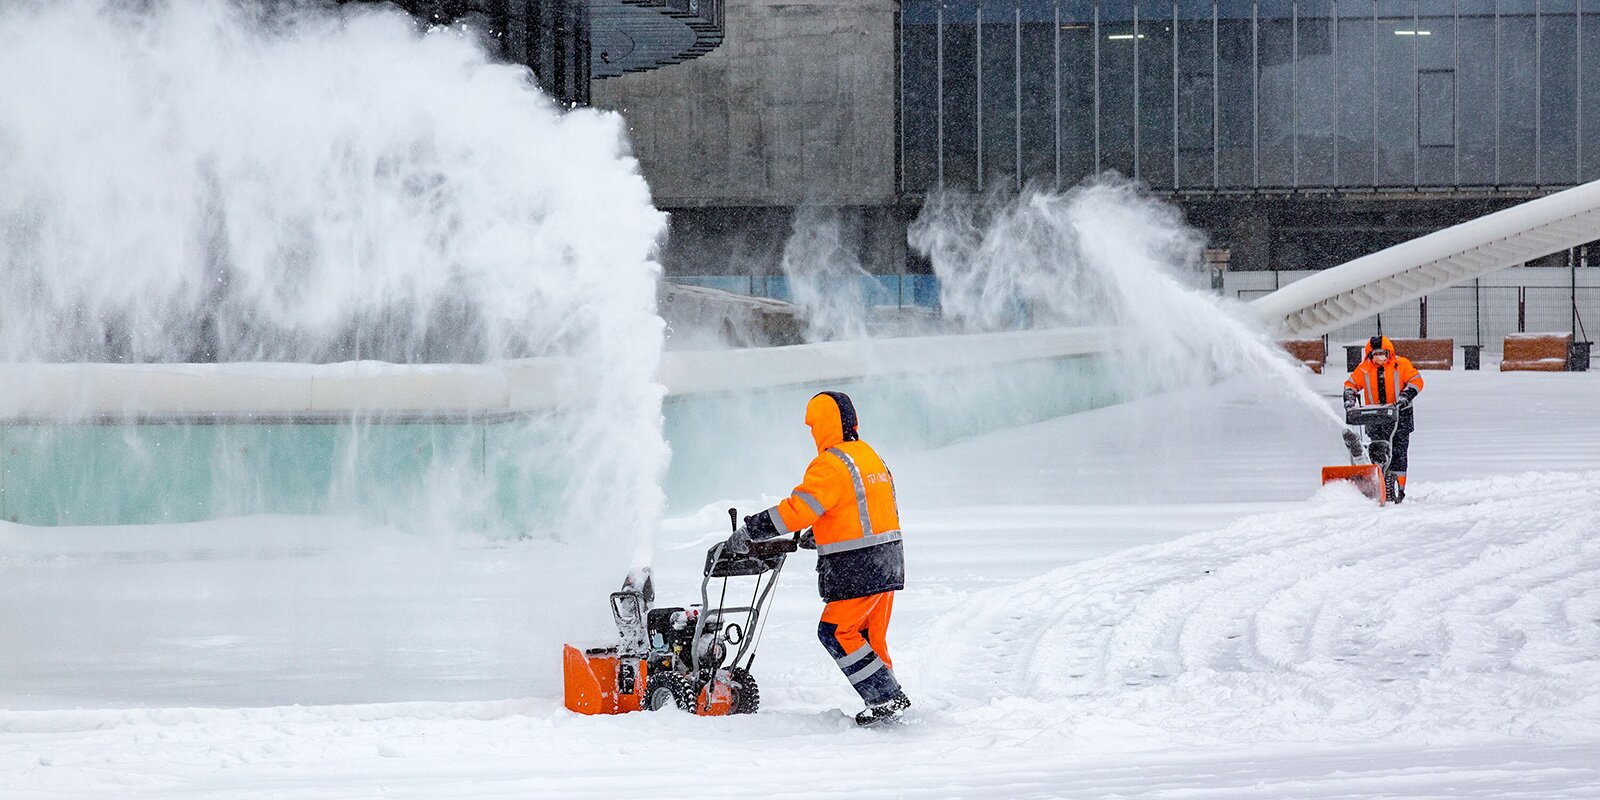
[1343, 335, 1425, 502]
[727, 391, 911, 725]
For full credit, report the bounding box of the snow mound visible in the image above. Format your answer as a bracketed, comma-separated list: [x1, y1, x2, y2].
[914, 470, 1600, 747]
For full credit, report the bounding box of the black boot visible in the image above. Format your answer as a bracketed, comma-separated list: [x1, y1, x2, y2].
[854, 690, 911, 726]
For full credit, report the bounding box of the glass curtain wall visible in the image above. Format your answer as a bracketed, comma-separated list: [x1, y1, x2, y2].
[900, 0, 1595, 193]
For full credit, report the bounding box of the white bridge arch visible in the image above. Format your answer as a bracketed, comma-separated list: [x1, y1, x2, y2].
[1252, 179, 1600, 338]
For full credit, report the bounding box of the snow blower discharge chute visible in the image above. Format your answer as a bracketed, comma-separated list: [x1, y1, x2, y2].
[1321, 403, 1402, 504]
[563, 509, 797, 716]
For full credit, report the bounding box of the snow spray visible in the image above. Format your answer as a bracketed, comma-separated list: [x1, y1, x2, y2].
[780, 207, 877, 342]
[909, 177, 1344, 426]
[0, 1, 668, 566]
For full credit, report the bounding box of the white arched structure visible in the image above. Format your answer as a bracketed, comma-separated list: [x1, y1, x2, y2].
[1253, 179, 1600, 337]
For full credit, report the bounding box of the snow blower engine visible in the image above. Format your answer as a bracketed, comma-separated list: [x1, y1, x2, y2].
[562, 509, 798, 716]
[1321, 403, 1402, 504]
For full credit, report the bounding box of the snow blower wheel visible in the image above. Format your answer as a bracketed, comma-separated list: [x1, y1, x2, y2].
[725, 666, 760, 714]
[646, 672, 697, 712]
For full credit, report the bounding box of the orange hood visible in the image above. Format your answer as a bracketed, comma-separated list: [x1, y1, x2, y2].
[805, 391, 859, 453]
[1363, 335, 1396, 362]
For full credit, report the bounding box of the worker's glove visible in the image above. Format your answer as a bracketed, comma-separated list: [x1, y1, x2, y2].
[743, 512, 778, 538]
[726, 525, 752, 555]
[1342, 389, 1359, 410]
[797, 530, 816, 550]
[1397, 386, 1418, 409]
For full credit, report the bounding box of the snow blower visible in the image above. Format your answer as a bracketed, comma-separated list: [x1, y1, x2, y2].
[562, 509, 797, 716]
[1321, 403, 1401, 504]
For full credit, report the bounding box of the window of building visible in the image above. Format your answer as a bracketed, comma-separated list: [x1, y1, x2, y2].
[1020, 1, 1059, 185]
[1498, 2, 1539, 184]
[1257, 0, 1295, 187]
[1175, 0, 1216, 189]
[942, 1, 980, 188]
[1335, 0, 1376, 186]
[981, 0, 1020, 190]
[1538, 3, 1579, 185]
[1296, 0, 1337, 188]
[1418, 69, 1457, 148]
[1216, 0, 1255, 187]
[1456, 3, 1496, 184]
[902, 0, 941, 193]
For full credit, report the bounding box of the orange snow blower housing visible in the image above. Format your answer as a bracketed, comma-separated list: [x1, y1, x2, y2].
[1321, 461, 1388, 503]
[561, 643, 737, 716]
[560, 585, 737, 717]
[562, 513, 796, 717]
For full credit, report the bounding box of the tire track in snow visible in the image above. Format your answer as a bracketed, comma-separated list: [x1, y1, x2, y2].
[906, 471, 1600, 745]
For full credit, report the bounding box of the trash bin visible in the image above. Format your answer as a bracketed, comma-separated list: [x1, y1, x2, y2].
[1462, 344, 1483, 371]
[1345, 345, 1363, 373]
[1568, 340, 1592, 372]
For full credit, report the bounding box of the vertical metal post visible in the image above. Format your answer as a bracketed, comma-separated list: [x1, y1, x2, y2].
[1293, 0, 1300, 187]
[1494, 2, 1501, 183]
[1055, 0, 1063, 186]
[1535, 0, 1543, 185]
[1371, 0, 1378, 187]
[978, 1, 985, 188]
[1135, 0, 1143, 177]
[937, 3, 946, 189]
[1174, 0, 1181, 187]
[552, 0, 566, 101]
[1213, 0, 1220, 187]
[1412, 0, 1420, 187]
[1333, 0, 1340, 182]
[1453, 0, 1461, 185]
[1253, 0, 1261, 185]
[1474, 277, 1482, 346]
[530, 0, 543, 92]
[1518, 286, 1527, 332]
[1095, 2, 1102, 170]
[899, 2, 906, 193]
[1574, 247, 1580, 334]
[1016, 1, 1024, 191]
[1419, 295, 1428, 338]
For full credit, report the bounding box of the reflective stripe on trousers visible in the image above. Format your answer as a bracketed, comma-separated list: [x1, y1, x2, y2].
[817, 591, 900, 705]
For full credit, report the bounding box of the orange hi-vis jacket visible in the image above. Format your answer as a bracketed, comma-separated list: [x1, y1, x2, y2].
[759, 392, 905, 602]
[1345, 335, 1425, 406]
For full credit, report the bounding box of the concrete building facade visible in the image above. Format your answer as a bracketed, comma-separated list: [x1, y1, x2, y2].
[590, 0, 1599, 284]
[591, 0, 905, 282]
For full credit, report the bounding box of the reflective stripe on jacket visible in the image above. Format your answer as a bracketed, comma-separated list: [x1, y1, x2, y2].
[760, 392, 905, 602]
[1344, 335, 1425, 404]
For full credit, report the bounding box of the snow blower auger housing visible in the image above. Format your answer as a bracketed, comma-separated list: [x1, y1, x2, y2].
[563, 509, 797, 717]
[1321, 403, 1402, 504]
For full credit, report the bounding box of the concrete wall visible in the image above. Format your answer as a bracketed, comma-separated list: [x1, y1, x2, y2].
[590, 0, 898, 208]
[0, 329, 1123, 526]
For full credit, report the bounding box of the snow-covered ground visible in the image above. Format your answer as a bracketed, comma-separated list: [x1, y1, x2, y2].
[2, 367, 1598, 798]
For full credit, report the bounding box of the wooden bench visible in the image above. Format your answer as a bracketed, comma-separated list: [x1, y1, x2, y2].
[1279, 339, 1326, 374]
[1501, 332, 1572, 371]
[1389, 338, 1454, 370]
